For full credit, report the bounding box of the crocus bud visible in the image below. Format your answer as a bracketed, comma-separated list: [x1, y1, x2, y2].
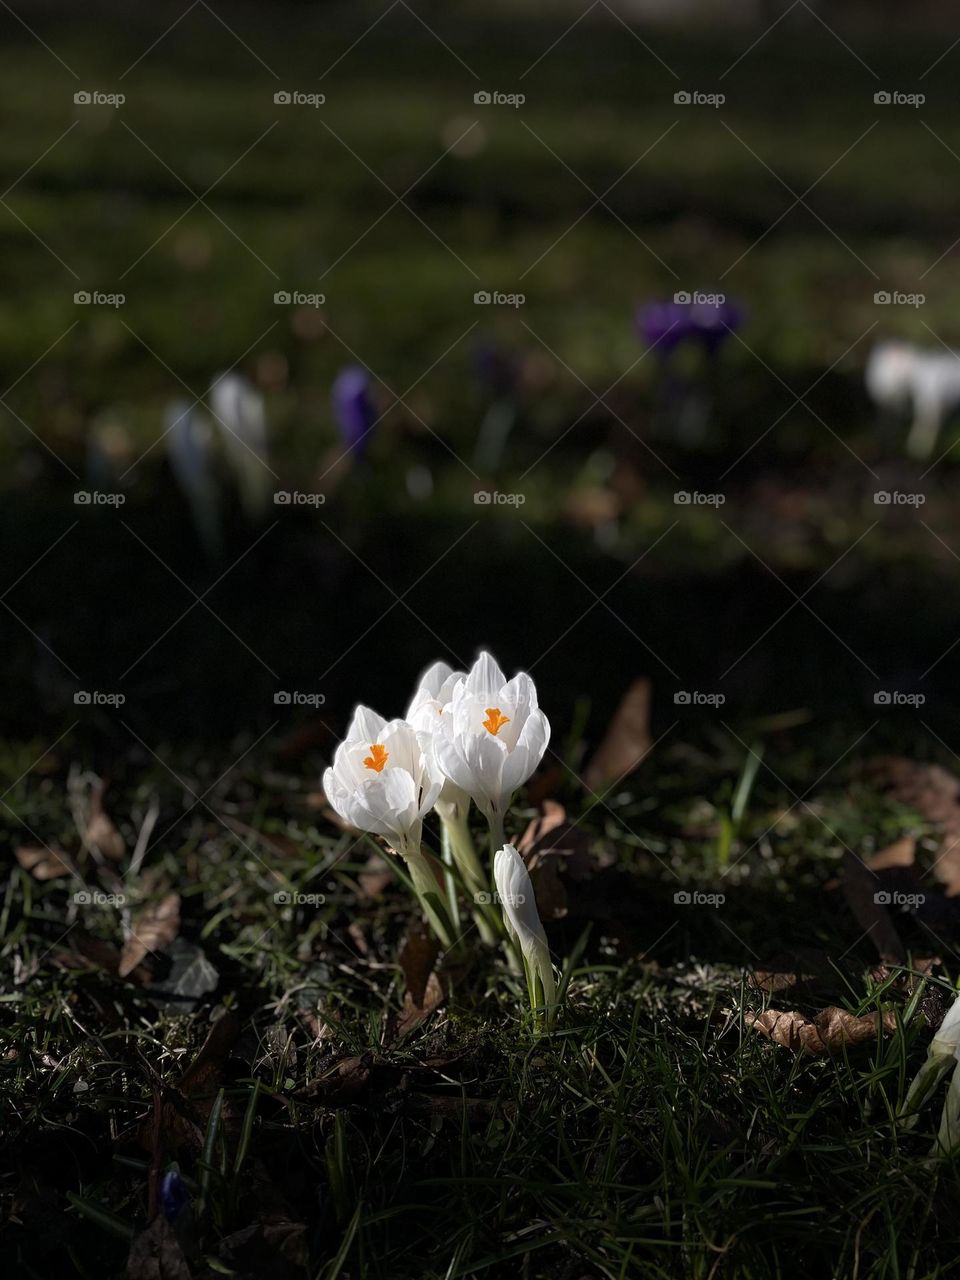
[494, 843, 555, 1027]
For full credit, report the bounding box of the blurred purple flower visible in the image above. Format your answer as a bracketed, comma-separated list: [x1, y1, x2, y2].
[332, 365, 376, 457]
[636, 298, 745, 356]
[160, 1169, 189, 1222]
[472, 337, 517, 399]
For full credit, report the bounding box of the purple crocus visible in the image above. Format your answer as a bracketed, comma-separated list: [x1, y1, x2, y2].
[160, 1168, 189, 1222]
[472, 337, 518, 400]
[331, 365, 376, 458]
[636, 297, 745, 357]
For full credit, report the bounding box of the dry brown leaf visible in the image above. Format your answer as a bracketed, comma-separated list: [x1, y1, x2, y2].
[583, 678, 652, 793]
[178, 1010, 240, 1096]
[396, 973, 445, 1039]
[126, 1214, 191, 1280]
[137, 1012, 240, 1157]
[841, 849, 905, 963]
[398, 925, 439, 1008]
[865, 758, 960, 894]
[87, 783, 125, 862]
[749, 971, 813, 994]
[16, 845, 72, 880]
[295, 1054, 372, 1104]
[119, 893, 180, 977]
[746, 1005, 897, 1055]
[391, 924, 446, 1039]
[866, 835, 917, 872]
[518, 800, 597, 920]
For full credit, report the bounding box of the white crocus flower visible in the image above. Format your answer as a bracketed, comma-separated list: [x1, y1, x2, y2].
[405, 660, 502, 943]
[405, 660, 468, 817]
[434, 651, 550, 850]
[494, 844, 556, 1029]
[901, 993, 960, 1151]
[209, 372, 271, 518]
[323, 705, 453, 946]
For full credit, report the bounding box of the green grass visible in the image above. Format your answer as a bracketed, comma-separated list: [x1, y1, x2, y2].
[4, 720, 960, 1278]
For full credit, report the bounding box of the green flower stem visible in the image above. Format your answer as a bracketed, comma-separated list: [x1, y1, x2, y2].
[440, 820, 462, 936]
[443, 811, 499, 944]
[397, 840, 459, 954]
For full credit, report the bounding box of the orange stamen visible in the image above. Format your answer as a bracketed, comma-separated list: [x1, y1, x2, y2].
[363, 743, 389, 772]
[482, 707, 510, 736]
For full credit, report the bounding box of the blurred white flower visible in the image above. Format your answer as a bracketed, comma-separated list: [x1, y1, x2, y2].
[494, 843, 556, 1027]
[865, 340, 960, 460]
[433, 651, 550, 843]
[210, 371, 271, 517]
[165, 400, 221, 560]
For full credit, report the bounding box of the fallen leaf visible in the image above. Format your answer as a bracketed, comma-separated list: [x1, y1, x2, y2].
[750, 971, 811, 994]
[87, 783, 125, 862]
[16, 845, 72, 880]
[866, 835, 916, 872]
[137, 1011, 240, 1156]
[295, 1054, 372, 1104]
[865, 759, 960, 893]
[396, 972, 445, 1039]
[583, 678, 652, 793]
[398, 925, 438, 1008]
[178, 1010, 240, 1097]
[518, 800, 598, 920]
[841, 849, 905, 963]
[152, 939, 219, 1003]
[119, 893, 180, 978]
[746, 1005, 897, 1055]
[126, 1214, 190, 1280]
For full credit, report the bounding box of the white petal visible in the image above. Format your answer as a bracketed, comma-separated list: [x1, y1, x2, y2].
[466, 650, 507, 698]
[345, 703, 388, 743]
[500, 708, 550, 796]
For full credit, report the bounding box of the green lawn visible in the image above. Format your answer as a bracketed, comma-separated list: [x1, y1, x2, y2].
[5, 5, 960, 1277]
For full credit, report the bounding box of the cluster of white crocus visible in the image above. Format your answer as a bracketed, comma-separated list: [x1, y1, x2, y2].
[323, 651, 557, 1028]
[900, 994, 960, 1151]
